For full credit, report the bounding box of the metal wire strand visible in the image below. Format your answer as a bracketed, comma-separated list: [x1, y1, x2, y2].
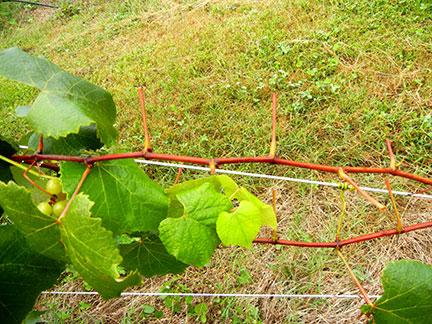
[134, 159, 432, 200]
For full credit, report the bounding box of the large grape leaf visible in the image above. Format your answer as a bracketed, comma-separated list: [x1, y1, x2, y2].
[159, 217, 220, 267]
[176, 182, 232, 225]
[159, 183, 232, 266]
[120, 233, 187, 277]
[166, 175, 238, 218]
[59, 193, 141, 298]
[0, 47, 117, 145]
[232, 187, 277, 230]
[0, 181, 65, 261]
[27, 124, 103, 155]
[60, 160, 168, 235]
[216, 201, 262, 248]
[362, 260, 432, 323]
[0, 224, 64, 324]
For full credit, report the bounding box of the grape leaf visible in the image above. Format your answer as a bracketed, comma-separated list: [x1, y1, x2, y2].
[166, 175, 238, 197]
[0, 47, 117, 145]
[0, 224, 64, 324]
[27, 124, 103, 155]
[10, 166, 49, 204]
[159, 217, 220, 267]
[0, 181, 65, 261]
[176, 182, 232, 225]
[159, 183, 232, 266]
[233, 187, 277, 230]
[216, 200, 262, 248]
[362, 260, 432, 323]
[120, 233, 187, 277]
[59, 193, 141, 298]
[166, 175, 237, 218]
[60, 160, 168, 235]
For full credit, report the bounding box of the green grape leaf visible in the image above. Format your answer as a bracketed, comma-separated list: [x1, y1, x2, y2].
[0, 224, 64, 324]
[167, 175, 238, 197]
[60, 160, 168, 235]
[120, 233, 187, 277]
[27, 124, 103, 155]
[159, 183, 232, 266]
[363, 260, 432, 323]
[0, 47, 117, 145]
[166, 175, 238, 218]
[216, 200, 262, 248]
[159, 217, 219, 267]
[10, 166, 49, 204]
[175, 182, 232, 226]
[233, 187, 277, 230]
[0, 181, 65, 261]
[59, 193, 141, 298]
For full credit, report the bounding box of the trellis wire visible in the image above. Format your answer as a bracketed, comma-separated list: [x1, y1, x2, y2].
[135, 159, 432, 200]
[42, 291, 381, 299]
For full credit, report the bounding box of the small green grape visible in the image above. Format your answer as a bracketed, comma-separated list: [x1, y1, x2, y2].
[46, 178, 62, 195]
[52, 200, 67, 217]
[37, 202, 53, 216]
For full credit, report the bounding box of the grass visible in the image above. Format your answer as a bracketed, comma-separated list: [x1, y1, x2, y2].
[1, 0, 431, 322]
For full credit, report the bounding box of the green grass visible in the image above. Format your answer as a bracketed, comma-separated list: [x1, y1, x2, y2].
[0, 0, 431, 322]
[1, 0, 431, 171]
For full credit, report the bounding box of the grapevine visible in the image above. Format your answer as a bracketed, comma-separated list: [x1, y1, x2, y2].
[0, 47, 431, 323]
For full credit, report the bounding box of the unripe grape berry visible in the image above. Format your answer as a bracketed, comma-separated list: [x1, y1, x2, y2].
[37, 202, 53, 216]
[46, 178, 62, 195]
[52, 200, 67, 217]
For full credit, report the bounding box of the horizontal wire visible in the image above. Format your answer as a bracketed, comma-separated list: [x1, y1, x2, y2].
[41, 291, 381, 299]
[17, 146, 432, 199]
[134, 159, 432, 200]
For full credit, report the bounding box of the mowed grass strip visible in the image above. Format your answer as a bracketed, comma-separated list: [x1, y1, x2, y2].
[1, 0, 431, 322]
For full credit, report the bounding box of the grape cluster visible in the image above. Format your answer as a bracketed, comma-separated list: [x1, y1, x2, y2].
[37, 179, 68, 217]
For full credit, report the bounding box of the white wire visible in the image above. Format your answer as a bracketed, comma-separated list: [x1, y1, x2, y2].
[134, 159, 432, 200]
[17, 145, 432, 199]
[41, 291, 381, 299]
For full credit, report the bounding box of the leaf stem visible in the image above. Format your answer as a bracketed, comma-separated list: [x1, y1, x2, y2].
[336, 249, 374, 307]
[137, 86, 152, 153]
[269, 93, 277, 158]
[174, 167, 183, 185]
[336, 189, 347, 240]
[56, 164, 93, 223]
[338, 168, 386, 212]
[23, 162, 52, 196]
[385, 179, 403, 232]
[386, 139, 396, 170]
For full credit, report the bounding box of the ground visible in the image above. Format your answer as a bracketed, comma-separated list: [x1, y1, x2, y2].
[0, 0, 431, 323]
